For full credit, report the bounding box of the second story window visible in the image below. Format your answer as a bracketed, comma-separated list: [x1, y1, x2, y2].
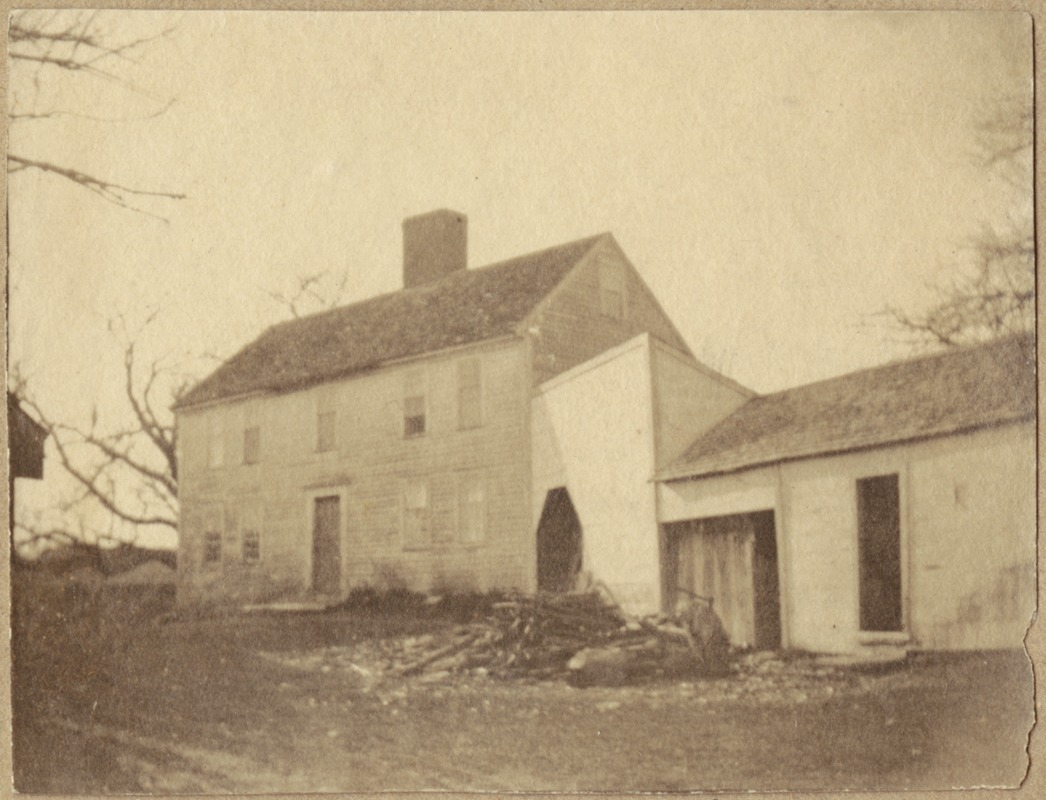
[317, 410, 336, 453]
[404, 369, 426, 437]
[207, 413, 225, 468]
[457, 358, 482, 429]
[599, 261, 626, 319]
[243, 425, 261, 465]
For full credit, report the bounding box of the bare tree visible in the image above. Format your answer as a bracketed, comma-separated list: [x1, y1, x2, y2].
[12, 316, 187, 556]
[8, 12, 187, 556]
[8, 10, 184, 218]
[887, 94, 1033, 347]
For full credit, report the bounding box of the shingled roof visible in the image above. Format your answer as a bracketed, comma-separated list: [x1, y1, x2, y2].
[660, 332, 1036, 481]
[176, 234, 606, 408]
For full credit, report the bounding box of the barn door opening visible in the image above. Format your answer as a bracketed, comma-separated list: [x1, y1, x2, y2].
[668, 510, 780, 650]
[312, 495, 342, 594]
[536, 487, 582, 592]
[857, 474, 902, 632]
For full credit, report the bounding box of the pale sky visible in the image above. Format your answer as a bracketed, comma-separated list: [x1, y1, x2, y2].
[7, 10, 1034, 548]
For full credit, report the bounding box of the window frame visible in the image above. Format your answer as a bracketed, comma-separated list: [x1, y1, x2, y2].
[203, 529, 222, 567]
[316, 409, 337, 453]
[457, 473, 486, 545]
[457, 358, 482, 430]
[402, 478, 431, 549]
[242, 425, 261, 465]
[403, 370, 426, 438]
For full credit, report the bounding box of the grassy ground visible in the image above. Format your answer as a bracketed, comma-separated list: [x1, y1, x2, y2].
[11, 573, 1035, 793]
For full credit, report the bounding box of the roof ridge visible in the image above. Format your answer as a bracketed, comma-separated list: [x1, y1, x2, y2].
[267, 232, 609, 331]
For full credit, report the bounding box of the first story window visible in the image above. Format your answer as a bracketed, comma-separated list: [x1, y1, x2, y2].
[242, 529, 261, 564]
[203, 530, 222, 566]
[403, 480, 430, 547]
[458, 474, 486, 544]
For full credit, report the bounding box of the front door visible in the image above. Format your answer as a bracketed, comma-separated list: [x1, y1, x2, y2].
[312, 495, 341, 594]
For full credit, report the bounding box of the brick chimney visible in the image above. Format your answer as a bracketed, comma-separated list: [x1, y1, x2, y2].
[402, 209, 467, 289]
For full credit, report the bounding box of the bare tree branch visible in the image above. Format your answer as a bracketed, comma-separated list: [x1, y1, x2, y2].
[264, 270, 353, 318]
[888, 96, 1033, 348]
[14, 324, 180, 536]
[7, 154, 185, 221]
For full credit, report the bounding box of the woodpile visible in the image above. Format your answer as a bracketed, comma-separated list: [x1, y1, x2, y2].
[392, 590, 733, 686]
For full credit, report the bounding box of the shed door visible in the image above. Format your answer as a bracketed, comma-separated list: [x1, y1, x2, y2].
[312, 495, 342, 594]
[857, 474, 902, 632]
[669, 511, 781, 650]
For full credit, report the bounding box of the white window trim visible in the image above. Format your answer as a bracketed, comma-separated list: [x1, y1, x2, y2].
[401, 477, 431, 551]
[457, 472, 487, 547]
[403, 369, 427, 438]
[457, 358, 483, 430]
[207, 413, 225, 469]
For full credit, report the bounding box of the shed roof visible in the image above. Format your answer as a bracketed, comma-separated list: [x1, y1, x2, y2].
[177, 234, 606, 408]
[660, 332, 1036, 481]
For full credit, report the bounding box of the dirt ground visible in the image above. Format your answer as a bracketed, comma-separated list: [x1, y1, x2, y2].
[11, 577, 1036, 794]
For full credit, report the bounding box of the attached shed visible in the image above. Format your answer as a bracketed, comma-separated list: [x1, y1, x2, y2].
[658, 334, 1036, 655]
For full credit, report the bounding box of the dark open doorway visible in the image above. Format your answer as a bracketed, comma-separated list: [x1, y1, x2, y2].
[857, 474, 903, 632]
[536, 487, 582, 592]
[667, 509, 781, 650]
[751, 511, 781, 650]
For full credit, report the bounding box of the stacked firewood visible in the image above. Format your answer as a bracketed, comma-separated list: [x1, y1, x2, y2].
[392, 590, 732, 685]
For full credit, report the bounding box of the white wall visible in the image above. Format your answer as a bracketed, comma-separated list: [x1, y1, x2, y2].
[650, 339, 752, 469]
[657, 422, 1036, 653]
[531, 335, 660, 613]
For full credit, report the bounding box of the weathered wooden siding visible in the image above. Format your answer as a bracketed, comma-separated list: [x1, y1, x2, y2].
[656, 421, 1035, 653]
[530, 237, 692, 386]
[177, 338, 533, 605]
[669, 516, 757, 647]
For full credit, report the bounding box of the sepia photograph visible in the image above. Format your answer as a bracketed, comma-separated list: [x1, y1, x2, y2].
[5, 7, 1037, 794]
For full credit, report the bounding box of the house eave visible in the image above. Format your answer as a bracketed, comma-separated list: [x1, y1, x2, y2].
[656, 413, 1035, 484]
